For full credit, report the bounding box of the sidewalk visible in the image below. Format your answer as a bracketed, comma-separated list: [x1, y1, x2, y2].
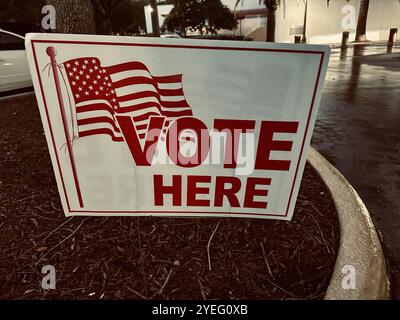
[360, 53, 400, 70]
[312, 42, 400, 298]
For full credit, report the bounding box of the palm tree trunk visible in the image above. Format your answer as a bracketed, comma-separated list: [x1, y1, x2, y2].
[48, 0, 96, 34]
[355, 0, 369, 42]
[91, 0, 113, 35]
[266, 7, 276, 42]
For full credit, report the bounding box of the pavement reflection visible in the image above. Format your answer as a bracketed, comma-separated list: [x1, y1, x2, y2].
[312, 43, 400, 297]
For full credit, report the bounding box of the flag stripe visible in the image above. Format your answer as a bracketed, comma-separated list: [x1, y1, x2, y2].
[118, 97, 189, 109]
[105, 61, 150, 74]
[113, 76, 185, 96]
[115, 85, 185, 101]
[75, 103, 184, 123]
[79, 128, 124, 142]
[110, 70, 183, 87]
[106, 61, 183, 83]
[153, 74, 182, 84]
[77, 116, 121, 133]
[117, 90, 189, 108]
[115, 101, 192, 116]
[131, 111, 161, 122]
[77, 103, 115, 116]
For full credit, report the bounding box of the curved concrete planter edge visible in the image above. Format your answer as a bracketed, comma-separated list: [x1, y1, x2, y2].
[307, 147, 390, 300]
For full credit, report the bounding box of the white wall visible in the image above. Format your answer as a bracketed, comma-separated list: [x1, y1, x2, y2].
[226, 0, 400, 44]
[146, 0, 400, 43]
[144, 4, 174, 34]
[258, 0, 400, 44]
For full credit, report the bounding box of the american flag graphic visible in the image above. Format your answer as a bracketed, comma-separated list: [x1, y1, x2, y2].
[62, 57, 193, 142]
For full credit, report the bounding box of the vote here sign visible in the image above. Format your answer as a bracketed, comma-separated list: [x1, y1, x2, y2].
[25, 33, 330, 220]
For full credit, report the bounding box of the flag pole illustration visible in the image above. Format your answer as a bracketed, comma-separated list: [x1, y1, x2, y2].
[46, 46, 84, 208]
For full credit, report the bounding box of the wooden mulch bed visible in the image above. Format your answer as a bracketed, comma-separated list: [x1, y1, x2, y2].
[0, 95, 340, 300]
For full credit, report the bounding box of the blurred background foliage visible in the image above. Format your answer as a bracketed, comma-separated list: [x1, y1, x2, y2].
[162, 0, 235, 36]
[0, 0, 147, 35]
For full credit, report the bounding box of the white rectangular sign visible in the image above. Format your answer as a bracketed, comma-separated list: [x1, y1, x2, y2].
[25, 33, 329, 220]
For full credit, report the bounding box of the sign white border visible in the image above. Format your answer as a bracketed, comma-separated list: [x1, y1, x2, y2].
[25, 33, 330, 220]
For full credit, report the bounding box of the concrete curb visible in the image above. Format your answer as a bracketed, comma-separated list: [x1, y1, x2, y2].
[307, 147, 390, 300]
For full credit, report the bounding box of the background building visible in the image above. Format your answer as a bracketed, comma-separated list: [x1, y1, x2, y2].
[144, 3, 173, 34]
[145, 0, 400, 44]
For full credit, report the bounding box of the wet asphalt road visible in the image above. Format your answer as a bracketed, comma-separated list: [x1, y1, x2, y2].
[312, 43, 400, 297]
